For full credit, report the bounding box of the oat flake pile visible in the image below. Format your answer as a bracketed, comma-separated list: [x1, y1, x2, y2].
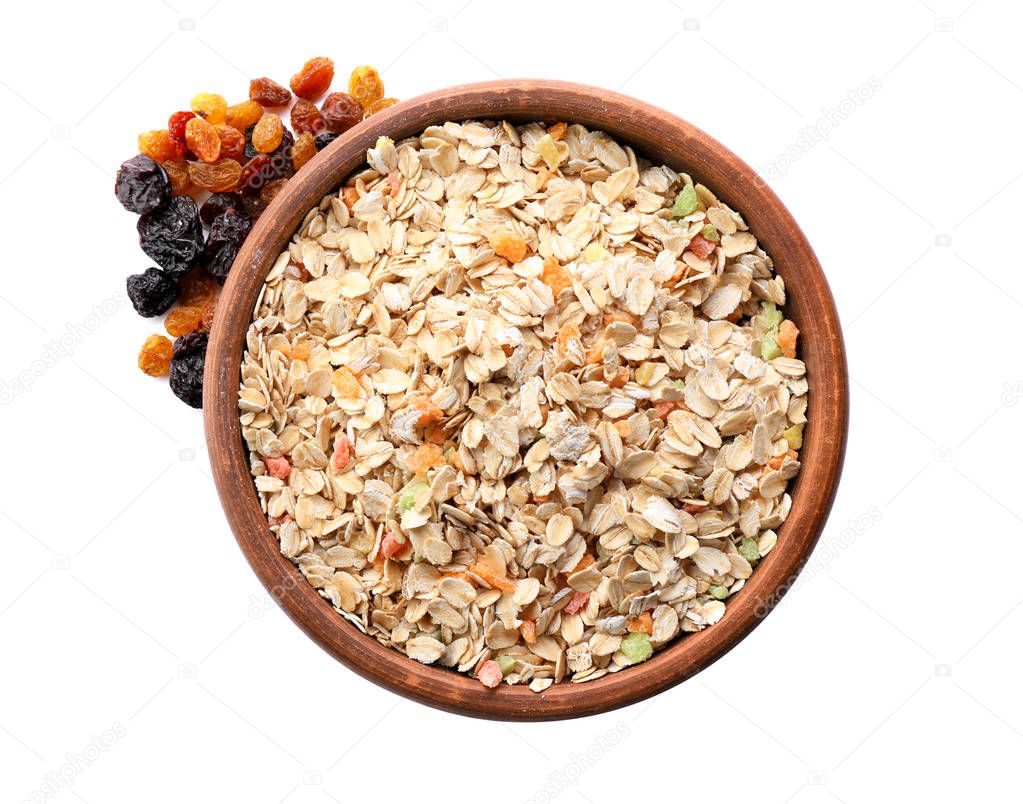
[238, 120, 807, 690]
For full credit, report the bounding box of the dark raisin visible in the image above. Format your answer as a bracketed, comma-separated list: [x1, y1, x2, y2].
[314, 131, 340, 151]
[239, 154, 271, 196]
[137, 196, 204, 278]
[115, 155, 171, 215]
[290, 99, 324, 135]
[202, 208, 252, 280]
[200, 192, 243, 227]
[320, 92, 363, 133]
[259, 178, 288, 205]
[169, 330, 208, 408]
[240, 192, 268, 220]
[126, 266, 179, 317]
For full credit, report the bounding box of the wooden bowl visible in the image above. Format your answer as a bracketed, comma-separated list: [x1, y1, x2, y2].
[205, 80, 848, 721]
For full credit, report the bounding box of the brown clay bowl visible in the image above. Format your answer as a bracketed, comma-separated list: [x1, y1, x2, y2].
[205, 79, 848, 721]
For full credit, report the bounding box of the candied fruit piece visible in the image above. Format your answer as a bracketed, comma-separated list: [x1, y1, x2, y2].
[251, 112, 283, 153]
[249, 77, 291, 107]
[168, 110, 195, 143]
[332, 433, 353, 471]
[381, 530, 409, 560]
[700, 223, 719, 242]
[496, 655, 515, 676]
[290, 98, 324, 135]
[202, 208, 252, 280]
[548, 121, 568, 141]
[564, 591, 589, 615]
[628, 611, 653, 634]
[476, 660, 503, 688]
[783, 424, 803, 451]
[215, 125, 245, 161]
[363, 97, 398, 116]
[169, 330, 208, 408]
[265, 456, 290, 480]
[200, 300, 216, 330]
[540, 256, 572, 297]
[777, 319, 799, 358]
[348, 66, 384, 107]
[115, 154, 170, 214]
[687, 233, 716, 259]
[620, 632, 653, 663]
[290, 56, 334, 100]
[534, 133, 562, 170]
[138, 130, 184, 163]
[164, 306, 203, 336]
[291, 131, 316, 170]
[185, 116, 220, 163]
[178, 270, 216, 308]
[489, 231, 528, 262]
[332, 366, 364, 398]
[761, 332, 781, 361]
[320, 92, 362, 133]
[673, 183, 699, 217]
[188, 158, 242, 192]
[225, 99, 263, 131]
[738, 537, 762, 564]
[126, 267, 179, 317]
[200, 192, 242, 226]
[162, 159, 192, 196]
[138, 334, 173, 377]
[190, 92, 227, 124]
[408, 443, 444, 476]
[137, 196, 203, 278]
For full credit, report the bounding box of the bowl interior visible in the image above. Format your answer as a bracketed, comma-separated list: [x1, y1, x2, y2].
[204, 80, 848, 721]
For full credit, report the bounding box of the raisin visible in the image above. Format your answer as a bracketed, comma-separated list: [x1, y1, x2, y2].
[348, 65, 384, 107]
[290, 57, 334, 100]
[251, 113, 284, 153]
[190, 92, 227, 124]
[138, 334, 174, 377]
[320, 92, 363, 133]
[225, 99, 263, 130]
[185, 116, 221, 163]
[242, 124, 258, 159]
[364, 97, 398, 116]
[239, 154, 271, 194]
[138, 130, 185, 163]
[178, 269, 217, 308]
[115, 154, 171, 214]
[200, 300, 216, 330]
[249, 77, 291, 107]
[168, 110, 195, 143]
[290, 98, 324, 135]
[314, 131, 340, 151]
[137, 196, 203, 278]
[260, 178, 288, 205]
[169, 330, 208, 408]
[165, 306, 204, 336]
[202, 208, 252, 280]
[215, 125, 245, 161]
[240, 192, 268, 220]
[291, 131, 316, 170]
[126, 266, 180, 316]
[162, 159, 192, 195]
[188, 158, 242, 192]
[200, 192, 243, 227]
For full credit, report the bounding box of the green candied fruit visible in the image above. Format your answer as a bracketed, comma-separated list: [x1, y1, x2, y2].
[672, 183, 699, 217]
[738, 538, 761, 565]
[620, 632, 653, 664]
[708, 584, 730, 600]
[783, 424, 804, 450]
[496, 655, 516, 676]
[761, 301, 784, 331]
[700, 224, 720, 242]
[761, 333, 782, 361]
[396, 481, 429, 513]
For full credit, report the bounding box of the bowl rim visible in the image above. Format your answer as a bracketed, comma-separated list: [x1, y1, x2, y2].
[204, 79, 848, 721]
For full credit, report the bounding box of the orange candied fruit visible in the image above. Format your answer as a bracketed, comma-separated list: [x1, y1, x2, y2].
[628, 611, 654, 634]
[540, 256, 573, 298]
[332, 366, 364, 398]
[489, 231, 529, 263]
[408, 443, 445, 476]
[341, 186, 360, 210]
[777, 319, 799, 358]
[556, 323, 580, 354]
[410, 395, 444, 426]
[548, 121, 568, 141]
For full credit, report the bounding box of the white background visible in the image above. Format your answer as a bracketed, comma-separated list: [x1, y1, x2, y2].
[1, 0, 1020, 801]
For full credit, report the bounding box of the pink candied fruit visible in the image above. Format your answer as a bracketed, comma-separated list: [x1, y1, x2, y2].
[687, 233, 716, 259]
[381, 531, 408, 560]
[564, 591, 590, 615]
[267, 513, 293, 527]
[266, 456, 291, 479]
[332, 433, 353, 471]
[477, 660, 503, 689]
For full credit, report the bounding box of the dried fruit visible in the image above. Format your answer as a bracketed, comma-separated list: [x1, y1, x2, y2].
[291, 131, 316, 170]
[114, 154, 171, 215]
[476, 660, 503, 688]
[348, 66, 383, 107]
[162, 159, 192, 195]
[164, 306, 203, 336]
[489, 231, 528, 262]
[178, 270, 217, 308]
[320, 92, 363, 133]
[687, 233, 716, 259]
[738, 538, 761, 565]
[777, 319, 799, 358]
[240, 192, 268, 220]
[202, 208, 252, 279]
[138, 130, 185, 163]
[314, 131, 340, 151]
[381, 530, 408, 560]
[259, 178, 288, 205]
[332, 434, 353, 471]
[137, 196, 203, 278]
[249, 77, 291, 107]
[251, 112, 284, 153]
[672, 183, 699, 217]
[540, 256, 572, 297]
[187, 158, 242, 192]
[138, 334, 174, 377]
[290, 56, 334, 100]
[214, 125, 245, 161]
[496, 655, 516, 677]
[190, 92, 227, 124]
[363, 97, 398, 116]
[200, 192, 243, 226]
[290, 98, 324, 135]
[185, 116, 221, 163]
[169, 330, 208, 408]
[761, 332, 781, 361]
[167, 110, 195, 143]
[783, 424, 804, 450]
[225, 99, 263, 131]
[200, 300, 216, 330]
[620, 632, 653, 663]
[126, 267, 179, 317]
[265, 456, 290, 479]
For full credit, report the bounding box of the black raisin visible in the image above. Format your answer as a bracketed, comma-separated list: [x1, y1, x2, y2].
[314, 131, 340, 151]
[243, 124, 258, 159]
[240, 192, 268, 220]
[137, 196, 204, 279]
[169, 330, 208, 408]
[202, 208, 252, 280]
[200, 192, 243, 227]
[126, 267, 179, 317]
[115, 154, 171, 215]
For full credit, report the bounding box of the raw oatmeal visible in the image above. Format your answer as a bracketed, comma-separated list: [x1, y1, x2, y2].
[237, 120, 807, 690]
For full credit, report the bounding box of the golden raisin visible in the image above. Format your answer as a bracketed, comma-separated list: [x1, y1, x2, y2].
[291, 131, 317, 170]
[138, 334, 173, 377]
[164, 306, 203, 336]
[162, 159, 192, 195]
[185, 116, 220, 163]
[290, 56, 334, 100]
[215, 125, 245, 161]
[363, 97, 398, 116]
[190, 92, 227, 124]
[249, 77, 291, 107]
[188, 158, 242, 192]
[138, 130, 184, 163]
[225, 99, 264, 130]
[178, 270, 217, 308]
[489, 231, 529, 263]
[251, 113, 284, 153]
[200, 301, 216, 330]
[347, 65, 384, 108]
